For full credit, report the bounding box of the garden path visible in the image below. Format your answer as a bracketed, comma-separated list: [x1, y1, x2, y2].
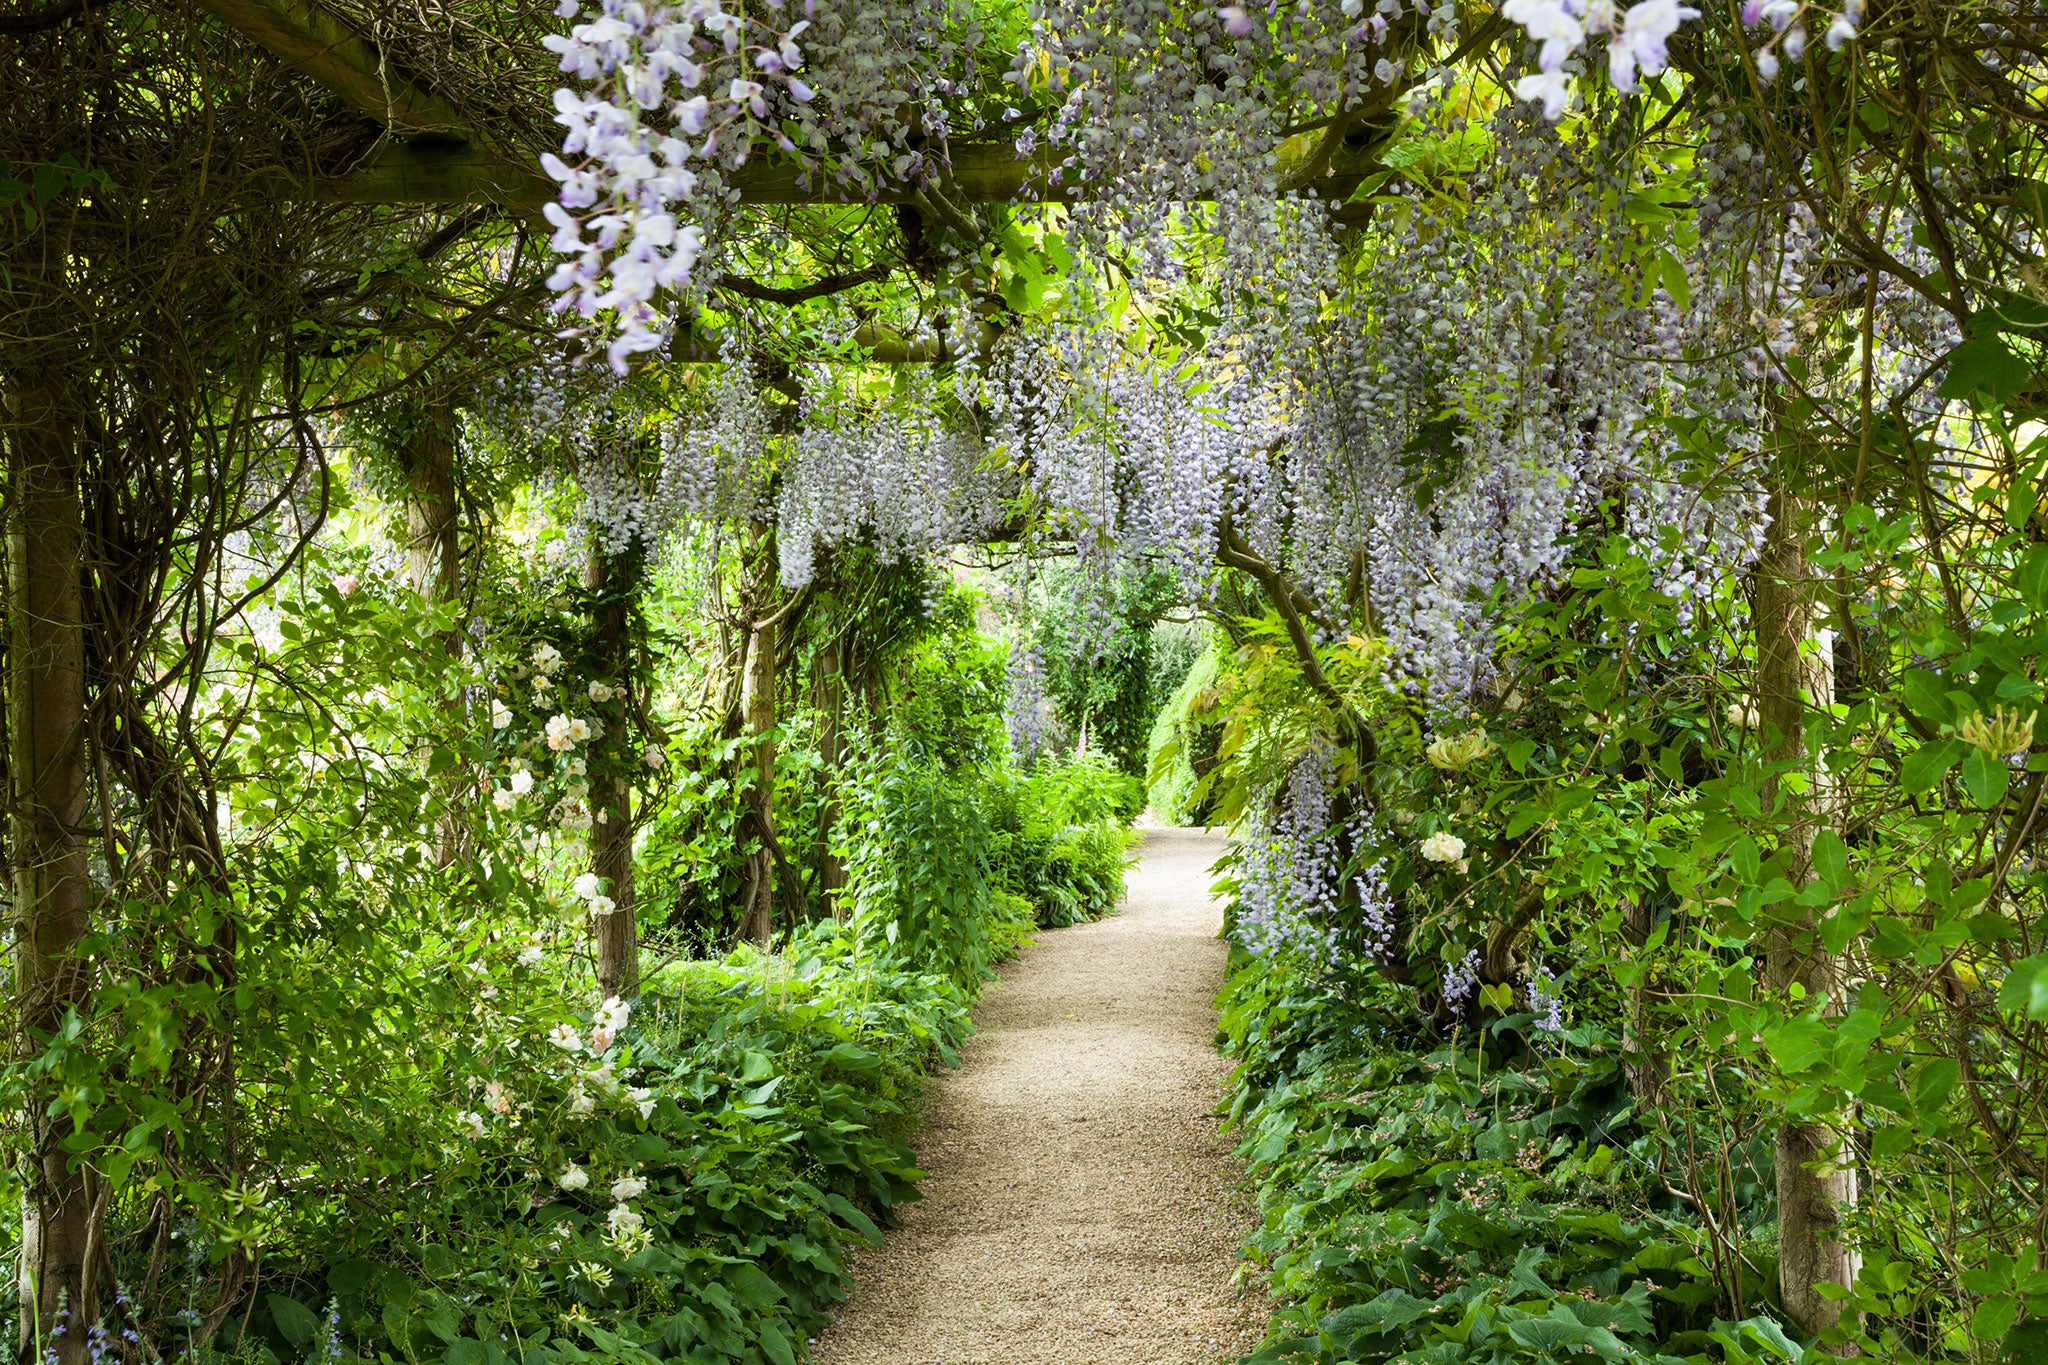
[810, 827, 1266, 1365]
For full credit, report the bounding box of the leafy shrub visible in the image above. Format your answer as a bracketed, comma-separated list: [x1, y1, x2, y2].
[980, 753, 1138, 928]
[835, 737, 1035, 986]
[1146, 642, 1223, 826]
[1219, 953, 1800, 1365]
[239, 928, 977, 1365]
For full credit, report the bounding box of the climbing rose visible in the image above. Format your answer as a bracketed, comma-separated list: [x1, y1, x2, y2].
[558, 1164, 590, 1191]
[1420, 832, 1466, 864]
[549, 1023, 585, 1052]
[610, 1174, 646, 1201]
[332, 573, 359, 597]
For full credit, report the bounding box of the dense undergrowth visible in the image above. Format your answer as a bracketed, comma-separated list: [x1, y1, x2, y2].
[1218, 955, 1807, 1365]
[241, 932, 998, 1365]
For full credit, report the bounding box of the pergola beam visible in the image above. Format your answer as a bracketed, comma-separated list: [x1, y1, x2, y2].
[200, 0, 1392, 212]
[305, 129, 1390, 208]
[196, 0, 469, 134]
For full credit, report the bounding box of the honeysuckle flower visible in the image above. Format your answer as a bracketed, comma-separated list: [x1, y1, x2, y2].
[557, 1164, 590, 1191]
[1426, 729, 1494, 772]
[606, 1205, 645, 1234]
[1420, 831, 1466, 864]
[610, 1175, 646, 1202]
[549, 1023, 585, 1052]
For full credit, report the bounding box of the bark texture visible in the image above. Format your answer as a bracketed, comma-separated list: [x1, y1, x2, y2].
[8, 378, 95, 1364]
[585, 545, 639, 999]
[1757, 484, 1860, 1347]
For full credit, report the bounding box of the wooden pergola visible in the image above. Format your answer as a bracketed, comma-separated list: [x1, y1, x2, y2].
[199, 0, 1394, 210]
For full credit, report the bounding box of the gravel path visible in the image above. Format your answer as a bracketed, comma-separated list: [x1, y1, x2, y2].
[811, 827, 1267, 1365]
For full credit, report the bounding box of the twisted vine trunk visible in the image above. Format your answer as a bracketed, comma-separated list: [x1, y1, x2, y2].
[402, 398, 471, 869]
[7, 377, 94, 1365]
[813, 636, 847, 921]
[1757, 484, 1860, 1347]
[585, 545, 638, 1000]
[738, 533, 778, 944]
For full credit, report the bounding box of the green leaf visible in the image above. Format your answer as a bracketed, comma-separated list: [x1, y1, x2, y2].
[1658, 249, 1691, 309]
[1975, 1296, 2021, 1341]
[1964, 748, 2013, 807]
[268, 1295, 320, 1348]
[1999, 955, 2048, 1018]
[1810, 829, 1849, 887]
[1763, 1020, 1832, 1074]
[1902, 739, 1964, 795]
[1916, 1058, 1960, 1113]
[1939, 333, 2033, 401]
[1901, 669, 1956, 723]
[755, 1320, 797, 1365]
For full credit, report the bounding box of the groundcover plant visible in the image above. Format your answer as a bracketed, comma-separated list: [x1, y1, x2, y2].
[4, 0, 2047, 1361]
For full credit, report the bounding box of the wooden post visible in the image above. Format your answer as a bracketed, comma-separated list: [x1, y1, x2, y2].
[7, 377, 95, 1364]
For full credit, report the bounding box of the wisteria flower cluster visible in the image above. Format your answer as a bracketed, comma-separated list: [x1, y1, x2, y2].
[540, 0, 817, 370]
[1502, 0, 1864, 121]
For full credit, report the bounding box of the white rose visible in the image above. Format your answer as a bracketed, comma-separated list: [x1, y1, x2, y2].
[643, 745, 666, 770]
[610, 1175, 646, 1202]
[1420, 832, 1466, 864]
[491, 699, 513, 729]
[510, 769, 535, 795]
[548, 1023, 584, 1052]
[573, 872, 601, 900]
[557, 1164, 590, 1191]
[493, 788, 518, 811]
[588, 894, 616, 917]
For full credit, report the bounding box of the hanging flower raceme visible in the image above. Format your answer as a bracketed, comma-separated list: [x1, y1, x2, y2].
[1501, 0, 1863, 120]
[540, 0, 816, 370]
